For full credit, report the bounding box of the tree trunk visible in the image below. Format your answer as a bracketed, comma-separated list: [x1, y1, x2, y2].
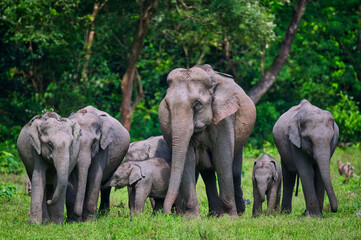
[81, 0, 108, 80]
[248, 0, 307, 104]
[120, 0, 159, 130]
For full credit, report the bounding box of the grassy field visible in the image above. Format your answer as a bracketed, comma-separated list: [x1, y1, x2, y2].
[0, 144, 360, 239]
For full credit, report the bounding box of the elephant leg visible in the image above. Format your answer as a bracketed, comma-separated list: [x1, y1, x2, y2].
[99, 187, 111, 213]
[48, 183, 66, 224]
[128, 187, 136, 214]
[266, 186, 278, 215]
[275, 182, 281, 213]
[66, 171, 79, 222]
[82, 151, 107, 221]
[233, 150, 245, 215]
[213, 120, 237, 216]
[293, 153, 321, 217]
[314, 165, 325, 212]
[200, 170, 219, 217]
[252, 188, 262, 217]
[149, 197, 156, 209]
[281, 159, 296, 214]
[42, 185, 50, 224]
[180, 147, 200, 216]
[29, 156, 48, 225]
[133, 187, 151, 213]
[152, 199, 164, 214]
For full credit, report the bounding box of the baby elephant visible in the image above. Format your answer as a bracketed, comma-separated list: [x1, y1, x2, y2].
[252, 154, 282, 217]
[104, 158, 171, 214]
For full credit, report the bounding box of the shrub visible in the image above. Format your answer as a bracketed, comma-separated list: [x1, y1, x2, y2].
[0, 151, 22, 174]
[0, 181, 18, 201]
[327, 92, 361, 143]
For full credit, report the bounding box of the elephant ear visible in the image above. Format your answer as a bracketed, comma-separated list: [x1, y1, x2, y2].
[28, 119, 42, 155]
[211, 73, 242, 125]
[288, 117, 301, 148]
[129, 164, 144, 185]
[270, 160, 279, 182]
[331, 121, 339, 150]
[99, 114, 116, 150]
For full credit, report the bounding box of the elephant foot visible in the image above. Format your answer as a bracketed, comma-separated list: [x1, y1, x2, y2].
[303, 209, 323, 218]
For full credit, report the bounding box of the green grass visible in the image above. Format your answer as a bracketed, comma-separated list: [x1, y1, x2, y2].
[0, 145, 360, 239]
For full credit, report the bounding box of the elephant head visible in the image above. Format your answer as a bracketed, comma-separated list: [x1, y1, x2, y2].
[288, 100, 339, 212]
[104, 162, 144, 189]
[27, 112, 81, 206]
[253, 158, 279, 202]
[158, 64, 245, 213]
[69, 106, 117, 218]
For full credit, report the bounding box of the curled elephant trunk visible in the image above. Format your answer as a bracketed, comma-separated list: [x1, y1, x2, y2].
[315, 150, 338, 212]
[163, 111, 194, 214]
[47, 150, 70, 206]
[257, 183, 267, 203]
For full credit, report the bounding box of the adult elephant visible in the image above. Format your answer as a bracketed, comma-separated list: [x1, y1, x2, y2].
[66, 106, 130, 221]
[17, 111, 81, 224]
[158, 64, 256, 217]
[273, 99, 339, 217]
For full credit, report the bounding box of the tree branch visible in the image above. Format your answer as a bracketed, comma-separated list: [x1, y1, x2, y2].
[248, 0, 307, 104]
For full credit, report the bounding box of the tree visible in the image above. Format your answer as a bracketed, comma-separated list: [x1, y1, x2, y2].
[248, 0, 307, 104]
[120, 0, 159, 131]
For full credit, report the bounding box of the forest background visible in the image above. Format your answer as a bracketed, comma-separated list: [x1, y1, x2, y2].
[1, 0, 361, 147]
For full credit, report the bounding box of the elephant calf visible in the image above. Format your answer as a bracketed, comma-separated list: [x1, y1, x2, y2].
[104, 158, 171, 214]
[252, 154, 281, 217]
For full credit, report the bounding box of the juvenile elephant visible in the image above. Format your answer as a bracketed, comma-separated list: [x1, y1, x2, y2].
[104, 158, 171, 214]
[66, 106, 130, 221]
[17, 111, 81, 224]
[273, 99, 339, 217]
[252, 154, 281, 217]
[158, 64, 256, 217]
[125, 136, 171, 163]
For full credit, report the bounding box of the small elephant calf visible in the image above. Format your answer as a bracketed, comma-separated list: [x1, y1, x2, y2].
[104, 157, 171, 214]
[252, 154, 282, 217]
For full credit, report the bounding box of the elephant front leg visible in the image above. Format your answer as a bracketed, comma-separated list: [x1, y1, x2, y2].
[133, 186, 151, 214]
[233, 151, 245, 215]
[281, 160, 296, 214]
[212, 120, 237, 217]
[83, 151, 106, 221]
[29, 157, 48, 224]
[180, 147, 200, 217]
[200, 170, 219, 217]
[48, 183, 66, 224]
[252, 184, 262, 217]
[266, 186, 278, 215]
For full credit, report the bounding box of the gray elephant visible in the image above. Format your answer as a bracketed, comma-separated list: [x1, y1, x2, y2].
[17, 111, 81, 224]
[104, 157, 171, 214]
[252, 154, 281, 217]
[66, 106, 130, 221]
[273, 99, 339, 217]
[125, 136, 171, 163]
[158, 64, 256, 217]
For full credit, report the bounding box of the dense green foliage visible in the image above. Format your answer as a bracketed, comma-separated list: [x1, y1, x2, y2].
[0, 144, 360, 239]
[1, 0, 360, 144]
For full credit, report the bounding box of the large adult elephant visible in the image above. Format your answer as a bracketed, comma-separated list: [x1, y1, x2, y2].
[17, 111, 81, 224]
[66, 106, 130, 221]
[273, 99, 339, 217]
[158, 64, 256, 217]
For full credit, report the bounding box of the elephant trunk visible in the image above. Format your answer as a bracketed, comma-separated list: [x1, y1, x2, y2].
[163, 109, 194, 214]
[47, 149, 70, 206]
[257, 182, 267, 203]
[314, 149, 338, 212]
[74, 149, 92, 218]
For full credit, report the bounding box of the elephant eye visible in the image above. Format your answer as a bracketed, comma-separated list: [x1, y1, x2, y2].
[47, 142, 53, 151]
[193, 101, 203, 112]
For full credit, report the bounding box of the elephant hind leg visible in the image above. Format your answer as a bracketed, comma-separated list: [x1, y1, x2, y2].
[152, 199, 164, 214]
[99, 187, 111, 216]
[281, 160, 296, 214]
[233, 151, 244, 215]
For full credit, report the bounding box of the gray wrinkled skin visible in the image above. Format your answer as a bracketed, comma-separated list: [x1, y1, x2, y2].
[273, 99, 339, 217]
[17, 111, 81, 224]
[252, 154, 282, 217]
[104, 157, 171, 214]
[66, 106, 130, 222]
[158, 64, 256, 217]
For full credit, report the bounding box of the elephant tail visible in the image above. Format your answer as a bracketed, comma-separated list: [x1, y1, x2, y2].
[295, 174, 300, 197]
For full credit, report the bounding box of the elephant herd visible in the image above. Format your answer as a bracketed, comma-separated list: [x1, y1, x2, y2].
[16, 64, 339, 224]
